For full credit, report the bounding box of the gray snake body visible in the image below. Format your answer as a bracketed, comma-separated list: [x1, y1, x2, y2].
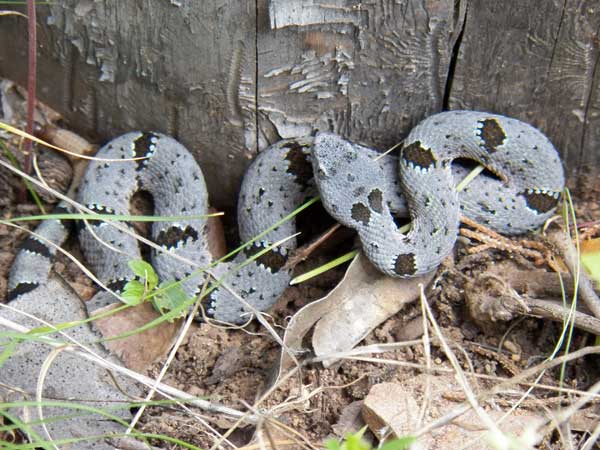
[8, 111, 565, 324]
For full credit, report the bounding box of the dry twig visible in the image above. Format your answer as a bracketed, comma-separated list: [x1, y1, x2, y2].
[460, 216, 557, 268]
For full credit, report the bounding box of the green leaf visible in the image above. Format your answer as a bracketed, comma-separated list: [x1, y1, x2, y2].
[128, 259, 158, 288]
[28, 321, 81, 335]
[344, 433, 371, 450]
[379, 436, 417, 450]
[151, 281, 192, 319]
[290, 250, 357, 285]
[324, 427, 373, 450]
[0, 340, 18, 368]
[121, 280, 146, 306]
[354, 426, 368, 440]
[325, 439, 342, 450]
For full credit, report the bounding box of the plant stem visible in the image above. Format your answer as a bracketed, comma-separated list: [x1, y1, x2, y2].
[24, 0, 36, 177]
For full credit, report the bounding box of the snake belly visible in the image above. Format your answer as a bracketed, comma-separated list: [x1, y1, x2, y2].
[8, 111, 565, 325]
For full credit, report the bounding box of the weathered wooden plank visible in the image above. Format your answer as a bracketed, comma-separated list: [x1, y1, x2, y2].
[0, 1, 257, 209]
[259, 0, 465, 150]
[448, 0, 600, 188]
[0, 0, 597, 209]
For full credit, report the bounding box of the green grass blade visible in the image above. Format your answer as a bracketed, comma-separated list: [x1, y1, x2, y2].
[290, 250, 358, 285]
[0, 140, 46, 213]
[290, 162, 485, 285]
[0, 400, 208, 449]
[0, 339, 19, 368]
[100, 233, 299, 342]
[218, 195, 320, 264]
[0, 410, 54, 450]
[8, 212, 221, 223]
[4, 193, 319, 341]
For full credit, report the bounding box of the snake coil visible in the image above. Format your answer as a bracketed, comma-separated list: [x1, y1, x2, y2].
[8, 111, 565, 324]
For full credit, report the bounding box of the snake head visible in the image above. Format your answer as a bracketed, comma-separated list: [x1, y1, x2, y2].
[312, 132, 357, 180]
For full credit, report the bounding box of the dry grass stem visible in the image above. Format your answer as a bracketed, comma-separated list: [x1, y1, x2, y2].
[0, 312, 255, 423]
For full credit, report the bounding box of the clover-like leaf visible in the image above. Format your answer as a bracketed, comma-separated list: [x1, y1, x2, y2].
[151, 280, 191, 320]
[128, 259, 158, 289]
[121, 279, 146, 306]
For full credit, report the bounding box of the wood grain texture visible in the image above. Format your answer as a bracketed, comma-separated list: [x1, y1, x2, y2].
[0, 0, 598, 210]
[259, 0, 464, 149]
[448, 0, 600, 189]
[0, 1, 257, 209]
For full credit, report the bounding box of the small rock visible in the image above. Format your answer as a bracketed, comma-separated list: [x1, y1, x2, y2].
[362, 382, 419, 441]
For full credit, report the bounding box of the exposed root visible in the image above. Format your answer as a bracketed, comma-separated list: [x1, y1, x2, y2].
[460, 216, 558, 271]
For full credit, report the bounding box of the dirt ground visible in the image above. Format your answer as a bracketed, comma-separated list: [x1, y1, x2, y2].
[2, 180, 599, 449]
[1, 85, 599, 449]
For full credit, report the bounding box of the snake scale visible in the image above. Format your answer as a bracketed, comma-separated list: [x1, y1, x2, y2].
[8, 111, 565, 324]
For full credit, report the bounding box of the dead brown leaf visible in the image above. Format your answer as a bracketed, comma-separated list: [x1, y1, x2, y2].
[271, 252, 434, 383]
[93, 302, 181, 372]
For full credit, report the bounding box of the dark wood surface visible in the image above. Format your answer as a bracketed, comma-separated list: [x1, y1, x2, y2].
[0, 0, 598, 210]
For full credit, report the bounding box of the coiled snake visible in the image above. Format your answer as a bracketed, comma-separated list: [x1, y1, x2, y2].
[8, 111, 565, 324]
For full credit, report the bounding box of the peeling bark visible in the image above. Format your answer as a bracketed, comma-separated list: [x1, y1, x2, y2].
[0, 1, 257, 209]
[0, 0, 597, 210]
